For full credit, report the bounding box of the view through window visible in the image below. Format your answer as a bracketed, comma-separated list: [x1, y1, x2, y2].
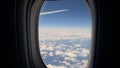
[39, 0, 92, 68]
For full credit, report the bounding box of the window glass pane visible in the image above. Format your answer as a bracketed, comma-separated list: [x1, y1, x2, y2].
[39, 0, 92, 68]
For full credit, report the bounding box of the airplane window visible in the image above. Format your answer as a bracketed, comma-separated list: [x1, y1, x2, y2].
[38, 0, 92, 68]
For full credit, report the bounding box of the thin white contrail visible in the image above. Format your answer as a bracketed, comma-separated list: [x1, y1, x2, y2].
[40, 9, 69, 15]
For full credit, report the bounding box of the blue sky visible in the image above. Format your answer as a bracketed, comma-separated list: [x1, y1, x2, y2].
[39, 0, 91, 29]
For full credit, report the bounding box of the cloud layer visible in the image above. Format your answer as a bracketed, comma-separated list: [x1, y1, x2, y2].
[40, 9, 69, 15]
[39, 28, 91, 68]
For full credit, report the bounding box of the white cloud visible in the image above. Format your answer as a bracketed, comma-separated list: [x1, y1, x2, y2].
[81, 60, 88, 65]
[55, 50, 64, 55]
[49, 52, 54, 56]
[64, 57, 78, 62]
[47, 64, 67, 68]
[70, 60, 88, 68]
[55, 46, 62, 50]
[74, 44, 81, 47]
[40, 44, 54, 51]
[62, 61, 70, 66]
[40, 9, 69, 15]
[80, 48, 89, 57]
[40, 51, 47, 55]
[64, 51, 77, 58]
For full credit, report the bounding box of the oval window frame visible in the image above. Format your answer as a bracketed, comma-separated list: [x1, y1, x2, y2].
[28, 0, 96, 68]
